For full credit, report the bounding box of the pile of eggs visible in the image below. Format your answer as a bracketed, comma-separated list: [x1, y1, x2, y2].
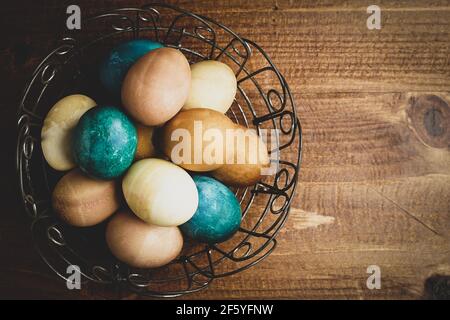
[41, 39, 269, 269]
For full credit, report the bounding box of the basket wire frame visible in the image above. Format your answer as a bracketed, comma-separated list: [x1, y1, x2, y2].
[16, 3, 303, 298]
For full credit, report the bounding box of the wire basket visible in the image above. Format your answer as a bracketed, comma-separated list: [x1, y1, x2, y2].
[16, 3, 302, 297]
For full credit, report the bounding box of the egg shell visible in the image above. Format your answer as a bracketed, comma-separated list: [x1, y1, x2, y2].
[100, 39, 163, 97]
[122, 158, 198, 227]
[52, 168, 120, 227]
[106, 210, 183, 268]
[212, 125, 270, 186]
[41, 94, 96, 171]
[161, 108, 235, 172]
[121, 47, 191, 126]
[180, 175, 242, 243]
[183, 60, 237, 113]
[134, 123, 156, 160]
[72, 106, 137, 179]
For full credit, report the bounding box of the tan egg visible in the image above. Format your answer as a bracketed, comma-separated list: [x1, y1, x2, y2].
[121, 47, 191, 126]
[41, 94, 96, 171]
[212, 125, 270, 187]
[52, 168, 120, 227]
[122, 158, 198, 227]
[134, 123, 156, 160]
[106, 210, 183, 268]
[183, 60, 237, 113]
[160, 108, 234, 172]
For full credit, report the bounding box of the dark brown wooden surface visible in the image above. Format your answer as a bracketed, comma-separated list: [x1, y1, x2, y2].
[1, 0, 449, 299]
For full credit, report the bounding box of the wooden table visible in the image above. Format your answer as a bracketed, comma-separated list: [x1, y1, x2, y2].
[1, 0, 449, 299]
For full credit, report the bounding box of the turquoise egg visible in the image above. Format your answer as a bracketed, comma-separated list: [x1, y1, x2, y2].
[72, 106, 137, 179]
[181, 175, 242, 243]
[99, 39, 163, 96]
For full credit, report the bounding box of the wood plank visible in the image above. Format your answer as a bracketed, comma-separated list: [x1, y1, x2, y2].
[4, 1, 450, 95]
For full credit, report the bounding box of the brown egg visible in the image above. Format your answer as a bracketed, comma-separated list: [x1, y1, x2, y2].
[160, 108, 234, 172]
[212, 125, 270, 187]
[52, 169, 120, 227]
[134, 123, 156, 160]
[121, 47, 191, 126]
[106, 210, 183, 268]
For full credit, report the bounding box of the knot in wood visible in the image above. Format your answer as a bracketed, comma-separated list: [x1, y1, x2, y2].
[406, 95, 449, 149]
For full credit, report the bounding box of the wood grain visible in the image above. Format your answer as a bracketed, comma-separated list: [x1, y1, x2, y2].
[1, 0, 449, 299]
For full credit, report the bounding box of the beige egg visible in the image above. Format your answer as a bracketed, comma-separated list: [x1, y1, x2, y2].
[134, 123, 156, 160]
[41, 94, 96, 171]
[161, 108, 234, 172]
[121, 47, 191, 126]
[106, 210, 183, 268]
[122, 158, 198, 226]
[52, 168, 120, 227]
[211, 125, 270, 187]
[183, 60, 237, 113]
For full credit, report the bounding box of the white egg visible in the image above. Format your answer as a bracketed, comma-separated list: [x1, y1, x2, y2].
[41, 94, 96, 171]
[183, 60, 237, 113]
[122, 158, 198, 226]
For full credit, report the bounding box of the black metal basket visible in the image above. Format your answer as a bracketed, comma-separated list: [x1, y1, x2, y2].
[16, 3, 302, 297]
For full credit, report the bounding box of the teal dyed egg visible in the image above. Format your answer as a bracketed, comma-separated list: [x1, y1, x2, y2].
[72, 106, 137, 179]
[99, 39, 163, 96]
[181, 175, 241, 243]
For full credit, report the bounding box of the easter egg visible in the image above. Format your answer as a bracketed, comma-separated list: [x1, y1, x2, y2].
[122, 158, 198, 226]
[72, 106, 137, 179]
[106, 210, 183, 268]
[134, 123, 156, 160]
[181, 175, 242, 243]
[41, 94, 96, 171]
[212, 125, 270, 186]
[52, 168, 120, 227]
[100, 39, 163, 97]
[160, 108, 234, 172]
[121, 47, 191, 126]
[183, 60, 237, 113]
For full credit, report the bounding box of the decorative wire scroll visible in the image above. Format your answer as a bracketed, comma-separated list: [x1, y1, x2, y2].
[16, 3, 303, 298]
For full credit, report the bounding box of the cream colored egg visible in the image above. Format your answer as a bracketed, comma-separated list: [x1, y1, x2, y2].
[106, 210, 183, 268]
[41, 94, 96, 171]
[183, 60, 237, 113]
[122, 158, 198, 226]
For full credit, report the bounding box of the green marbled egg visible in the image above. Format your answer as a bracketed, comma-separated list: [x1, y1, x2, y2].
[99, 39, 163, 97]
[72, 106, 137, 179]
[180, 175, 242, 243]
